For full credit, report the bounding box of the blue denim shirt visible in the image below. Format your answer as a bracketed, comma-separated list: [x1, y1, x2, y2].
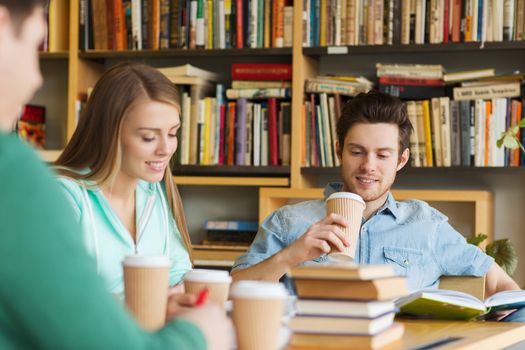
[232, 183, 494, 293]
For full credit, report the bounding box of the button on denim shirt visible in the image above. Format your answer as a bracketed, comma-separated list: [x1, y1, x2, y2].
[232, 183, 493, 294]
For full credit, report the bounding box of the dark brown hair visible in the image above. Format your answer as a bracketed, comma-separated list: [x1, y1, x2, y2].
[0, 0, 46, 33]
[55, 61, 193, 260]
[336, 91, 412, 156]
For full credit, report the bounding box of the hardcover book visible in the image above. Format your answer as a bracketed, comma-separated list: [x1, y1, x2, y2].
[396, 289, 525, 320]
[289, 312, 395, 336]
[290, 323, 404, 349]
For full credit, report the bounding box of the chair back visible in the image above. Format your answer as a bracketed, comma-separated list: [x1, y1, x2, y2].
[439, 276, 486, 300]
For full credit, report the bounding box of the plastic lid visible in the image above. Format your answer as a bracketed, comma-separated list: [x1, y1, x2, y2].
[326, 192, 365, 206]
[230, 281, 288, 299]
[184, 269, 232, 283]
[122, 255, 171, 268]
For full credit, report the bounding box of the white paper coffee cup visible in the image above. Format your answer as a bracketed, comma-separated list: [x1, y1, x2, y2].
[231, 281, 288, 350]
[123, 255, 171, 331]
[184, 269, 232, 309]
[325, 192, 365, 260]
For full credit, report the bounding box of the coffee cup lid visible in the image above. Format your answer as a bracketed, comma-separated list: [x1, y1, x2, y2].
[326, 192, 365, 206]
[122, 255, 171, 268]
[184, 269, 232, 283]
[230, 281, 288, 299]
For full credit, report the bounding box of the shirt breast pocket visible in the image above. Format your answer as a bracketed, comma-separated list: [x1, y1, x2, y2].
[383, 247, 423, 285]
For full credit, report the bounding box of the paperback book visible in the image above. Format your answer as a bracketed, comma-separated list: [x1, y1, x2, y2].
[396, 289, 525, 320]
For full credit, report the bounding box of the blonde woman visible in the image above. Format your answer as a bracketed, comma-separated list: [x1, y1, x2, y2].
[55, 62, 192, 297]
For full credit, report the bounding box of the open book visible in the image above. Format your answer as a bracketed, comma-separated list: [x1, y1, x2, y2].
[396, 289, 525, 320]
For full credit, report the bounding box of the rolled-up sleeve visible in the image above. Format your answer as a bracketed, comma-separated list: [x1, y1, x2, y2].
[232, 209, 288, 272]
[433, 220, 494, 276]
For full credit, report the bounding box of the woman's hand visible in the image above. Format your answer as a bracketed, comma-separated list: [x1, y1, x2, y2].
[166, 284, 198, 320]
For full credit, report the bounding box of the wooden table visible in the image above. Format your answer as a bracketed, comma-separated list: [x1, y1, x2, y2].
[288, 319, 525, 349]
[398, 319, 525, 350]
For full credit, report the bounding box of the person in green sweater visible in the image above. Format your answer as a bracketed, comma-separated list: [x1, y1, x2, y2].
[0, 1, 230, 349]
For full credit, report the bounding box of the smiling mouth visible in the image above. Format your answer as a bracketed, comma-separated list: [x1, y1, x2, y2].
[146, 161, 166, 171]
[356, 176, 378, 184]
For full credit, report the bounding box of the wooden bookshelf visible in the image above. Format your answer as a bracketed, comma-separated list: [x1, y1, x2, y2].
[80, 48, 293, 59]
[303, 41, 525, 56]
[41, 2, 524, 276]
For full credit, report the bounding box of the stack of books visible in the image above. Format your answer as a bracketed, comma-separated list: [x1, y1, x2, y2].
[288, 263, 408, 349]
[377, 63, 446, 99]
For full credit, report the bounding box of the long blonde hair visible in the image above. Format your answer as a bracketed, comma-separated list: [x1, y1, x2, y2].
[55, 61, 193, 261]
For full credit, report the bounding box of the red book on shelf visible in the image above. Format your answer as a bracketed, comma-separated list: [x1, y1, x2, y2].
[451, 0, 461, 42]
[231, 63, 293, 81]
[236, 0, 243, 48]
[227, 102, 236, 166]
[378, 76, 444, 87]
[112, 0, 127, 50]
[268, 97, 279, 166]
[443, 0, 449, 43]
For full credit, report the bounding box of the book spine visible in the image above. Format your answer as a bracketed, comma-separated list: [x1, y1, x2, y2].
[235, 99, 247, 165]
[268, 97, 279, 166]
[231, 63, 293, 80]
[225, 88, 292, 99]
[378, 76, 444, 86]
[159, 0, 171, 49]
[453, 83, 521, 101]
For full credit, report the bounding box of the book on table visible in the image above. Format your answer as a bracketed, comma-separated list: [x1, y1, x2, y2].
[290, 323, 404, 349]
[289, 263, 409, 301]
[289, 263, 397, 280]
[289, 312, 395, 336]
[396, 289, 525, 320]
[295, 299, 396, 319]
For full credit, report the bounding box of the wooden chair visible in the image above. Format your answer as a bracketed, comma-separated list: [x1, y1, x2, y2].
[439, 276, 486, 300]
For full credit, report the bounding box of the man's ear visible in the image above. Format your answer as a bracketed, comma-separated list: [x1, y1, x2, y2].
[335, 141, 342, 162]
[396, 148, 410, 171]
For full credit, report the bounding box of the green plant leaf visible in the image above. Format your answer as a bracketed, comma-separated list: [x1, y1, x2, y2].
[485, 239, 518, 276]
[467, 233, 488, 247]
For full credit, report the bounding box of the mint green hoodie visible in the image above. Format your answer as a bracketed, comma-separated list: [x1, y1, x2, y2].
[0, 134, 206, 350]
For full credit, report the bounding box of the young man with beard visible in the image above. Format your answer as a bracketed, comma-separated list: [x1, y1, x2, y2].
[232, 91, 524, 321]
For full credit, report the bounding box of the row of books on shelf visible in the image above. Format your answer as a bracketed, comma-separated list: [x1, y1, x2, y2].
[302, 93, 525, 168]
[302, 0, 525, 47]
[82, 0, 293, 51]
[174, 92, 292, 166]
[407, 97, 524, 168]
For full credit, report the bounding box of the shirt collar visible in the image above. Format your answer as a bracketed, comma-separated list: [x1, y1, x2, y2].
[323, 182, 398, 220]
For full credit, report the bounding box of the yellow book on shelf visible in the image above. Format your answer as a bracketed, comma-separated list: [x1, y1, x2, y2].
[320, 0, 328, 46]
[202, 97, 212, 165]
[48, 0, 69, 52]
[422, 100, 434, 167]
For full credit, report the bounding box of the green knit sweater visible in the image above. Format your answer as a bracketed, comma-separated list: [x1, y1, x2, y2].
[0, 133, 206, 349]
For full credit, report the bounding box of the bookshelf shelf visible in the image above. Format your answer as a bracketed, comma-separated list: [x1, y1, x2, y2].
[303, 41, 525, 56]
[79, 48, 293, 60]
[301, 166, 525, 177]
[174, 176, 289, 187]
[39, 52, 69, 60]
[172, 165, 289, 177]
